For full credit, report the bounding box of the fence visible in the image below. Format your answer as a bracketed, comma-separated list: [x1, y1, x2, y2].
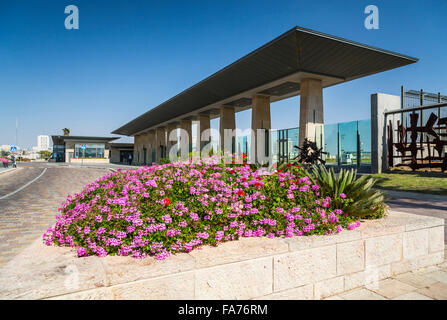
[385, 102, 447, 171]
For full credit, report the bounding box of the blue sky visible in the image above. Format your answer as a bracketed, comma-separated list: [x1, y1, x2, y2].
[1, 0, 446, 148]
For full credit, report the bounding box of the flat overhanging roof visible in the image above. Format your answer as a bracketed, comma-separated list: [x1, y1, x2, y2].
[112, 26, 418, 136]
[52, 135, 119, 145]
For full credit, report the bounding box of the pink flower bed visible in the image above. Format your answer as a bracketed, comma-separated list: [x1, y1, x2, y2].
[43, 156, 360, 260]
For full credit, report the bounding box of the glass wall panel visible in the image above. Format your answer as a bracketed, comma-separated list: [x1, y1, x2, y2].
[323, 123, 338, 165]
[271, 130, 279, 163]
[358, 119, 371, 164]
[338, 121, 358, 165]
[236, 135, 249, 157]
[287, 128, 299, 160]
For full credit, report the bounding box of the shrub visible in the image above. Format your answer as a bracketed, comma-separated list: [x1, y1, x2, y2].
[43, 156, 362, 260]
[159, 158, 171, 165]
[0, 157, 9, 168]
[310, 165, 388, 218]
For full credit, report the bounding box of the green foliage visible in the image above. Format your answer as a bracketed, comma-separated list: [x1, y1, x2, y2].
[43, 158, 362, 260]
[159, 158, 171, 164]
[310, 165, 388, 218]
[38, 150, 53, 160]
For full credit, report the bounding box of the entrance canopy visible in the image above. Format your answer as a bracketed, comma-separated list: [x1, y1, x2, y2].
[112, 26, 418, 136]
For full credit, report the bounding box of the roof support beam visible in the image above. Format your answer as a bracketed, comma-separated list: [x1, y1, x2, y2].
[251, 95, 271, 164]
[166, 123, 178, 158]
[299, 78, 324, 147]
[219, 106, 236, 155]
[179, 120, 192, 158]
[196, 114, 211, 156]
[155, 127, 167, 162]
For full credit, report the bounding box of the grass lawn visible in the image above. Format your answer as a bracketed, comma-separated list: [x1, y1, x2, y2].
[371, 170, 447, 196]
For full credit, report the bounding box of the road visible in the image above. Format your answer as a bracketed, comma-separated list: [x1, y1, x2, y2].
[0, 162, 110, 266]
[0, 162, 445, 267]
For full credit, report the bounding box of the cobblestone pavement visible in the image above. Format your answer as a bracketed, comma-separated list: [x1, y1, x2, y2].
[0, 163, 109, 267]
[325, 248, 447, 300]
[0, 167, 44, 197]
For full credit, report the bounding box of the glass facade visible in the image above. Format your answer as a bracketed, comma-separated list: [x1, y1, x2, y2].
[52, 144, 66, 162]
[201, 119, 372, 167]
[323, 124, 338, 164]
[230, 119, 372, 166]
[74, 143, 105, 158]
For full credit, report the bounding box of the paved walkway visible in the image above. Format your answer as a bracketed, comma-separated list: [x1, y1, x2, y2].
[0, 163, 109, 267]
[383, 189, 447, 244]
[326, 248, 447, 300]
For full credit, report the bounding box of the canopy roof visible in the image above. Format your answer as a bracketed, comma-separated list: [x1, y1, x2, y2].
[112, 26, 418, 136]
[52, 135, 118, 145]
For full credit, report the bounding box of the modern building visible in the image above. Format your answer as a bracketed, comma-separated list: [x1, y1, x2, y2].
[112, 26, 418, 164]
[51, 135, 118, 163]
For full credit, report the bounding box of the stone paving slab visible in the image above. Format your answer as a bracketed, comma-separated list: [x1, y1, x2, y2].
[324, 249, 447, 300]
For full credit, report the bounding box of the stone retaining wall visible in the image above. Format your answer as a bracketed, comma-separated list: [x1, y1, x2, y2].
[0, 211, 444, 300]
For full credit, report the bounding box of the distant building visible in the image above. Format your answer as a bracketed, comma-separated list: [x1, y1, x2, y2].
[37, 135, 50, 151]
[0, 145, 12, 152]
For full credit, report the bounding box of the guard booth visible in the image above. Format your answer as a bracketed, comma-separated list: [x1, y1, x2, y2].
[51, 135, 118, 163]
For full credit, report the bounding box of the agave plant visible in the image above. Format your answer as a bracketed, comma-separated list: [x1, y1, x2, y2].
[311, 165, 387, 218]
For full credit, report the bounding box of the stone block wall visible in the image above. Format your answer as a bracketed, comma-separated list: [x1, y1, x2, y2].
[0, 211, 443, 300]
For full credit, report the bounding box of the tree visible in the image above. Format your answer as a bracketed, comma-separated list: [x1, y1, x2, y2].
[0, 150, 10, 157]
[62, 128, 70, 136]
[38, 150, 53, 160]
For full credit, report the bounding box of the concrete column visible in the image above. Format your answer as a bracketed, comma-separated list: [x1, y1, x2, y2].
[133, 134, 142, 165]
[147, 130, 156, 164]
[155, 127, 167, 162]
[219, 106, 236, 154]
[251, 95, 271, 163]
[196, 114, 211, 155]
[299, 78, 324, 147]
[179, 120, 192, 157]
[141, 132, 149, 165]
[371, 93, 400, 173]
[166, 123, 178, 158]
